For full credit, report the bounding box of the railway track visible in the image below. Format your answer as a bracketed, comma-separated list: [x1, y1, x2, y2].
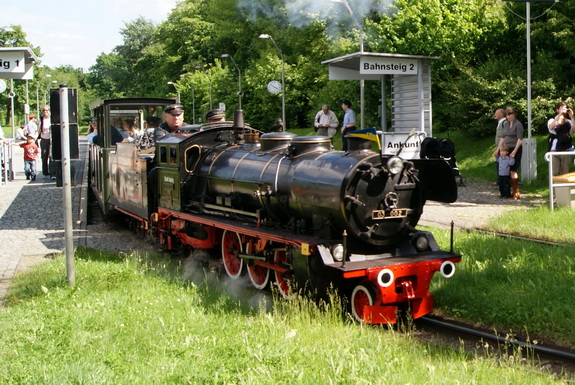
[416, 316, 575, 376]
[472, 227, 575, 249]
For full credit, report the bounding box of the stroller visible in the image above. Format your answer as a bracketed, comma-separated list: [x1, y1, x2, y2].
[420, 137, 465, 186]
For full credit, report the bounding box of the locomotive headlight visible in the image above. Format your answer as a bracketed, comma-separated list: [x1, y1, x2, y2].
[386, 157, 404, 175]
[440, 261, 456, 278]
[377, 269, 394, 288]
[413, 234, 430, 252]
[331, 244, 344, 262]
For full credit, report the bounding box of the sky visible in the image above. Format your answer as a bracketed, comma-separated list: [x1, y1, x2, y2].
[1, 0, 180, 70]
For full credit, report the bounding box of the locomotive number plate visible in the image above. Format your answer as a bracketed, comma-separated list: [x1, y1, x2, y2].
[371, 209, 408, 220]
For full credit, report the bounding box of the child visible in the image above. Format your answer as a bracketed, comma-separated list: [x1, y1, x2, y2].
[18, 135, 40, 181]
[496, 144, 515, 198]
[16, 122, 26, 140]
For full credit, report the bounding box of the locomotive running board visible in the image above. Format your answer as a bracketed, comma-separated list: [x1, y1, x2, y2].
[158, 208, 323, 249]
[325, 251, 461, 276]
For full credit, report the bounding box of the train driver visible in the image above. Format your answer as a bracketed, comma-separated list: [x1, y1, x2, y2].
[154, 104, 186, 142]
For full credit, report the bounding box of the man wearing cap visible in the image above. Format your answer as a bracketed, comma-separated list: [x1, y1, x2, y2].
[199, 109, 226, 131]
[206, 109, 225, 123]
[154, 104, 186, 142]
[340, 99, 356, 151]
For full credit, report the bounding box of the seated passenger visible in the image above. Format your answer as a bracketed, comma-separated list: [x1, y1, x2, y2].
[123, 117, 141, 142]
[86, 117, 97, 144]
[154, 104, 186, 142]
[136, 116, 161, 150]
[110, 118, 126, 145]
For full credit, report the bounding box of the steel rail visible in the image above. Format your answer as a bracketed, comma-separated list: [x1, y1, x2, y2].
[469, 228, 575, 249]
[419, 316, 575, 363]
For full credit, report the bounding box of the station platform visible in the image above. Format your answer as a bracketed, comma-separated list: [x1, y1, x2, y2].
[0, 137, 89, 305]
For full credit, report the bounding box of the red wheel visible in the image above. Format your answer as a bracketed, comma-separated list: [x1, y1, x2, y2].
[221, 230, 243, 279]
[274, 249, 296, 299]
[248, 263, 270, 290]
[351, 284, 375, 323]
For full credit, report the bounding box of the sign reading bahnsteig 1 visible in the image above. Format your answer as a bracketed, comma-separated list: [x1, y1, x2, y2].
[360, 56, 418, 75]
[0, 51, 26, 73]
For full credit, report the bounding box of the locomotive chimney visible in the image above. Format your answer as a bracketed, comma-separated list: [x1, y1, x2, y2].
[233, 110, 245, 144]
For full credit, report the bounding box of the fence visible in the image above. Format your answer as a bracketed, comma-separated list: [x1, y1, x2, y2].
[544, 150, 575, 211]
[0, 140, 15, 185]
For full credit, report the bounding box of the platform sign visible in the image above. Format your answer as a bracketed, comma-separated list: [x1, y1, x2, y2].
[381, 131, 426, 159]
[360, 56, 418, 75]
[0, 48, 37, 80]
[0, 51, 26, 74]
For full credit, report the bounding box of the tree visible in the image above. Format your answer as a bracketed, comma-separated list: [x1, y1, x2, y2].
[87, 17, 159, 99]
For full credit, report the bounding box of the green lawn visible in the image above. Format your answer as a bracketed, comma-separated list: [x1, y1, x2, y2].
[0, 248, 567, 384]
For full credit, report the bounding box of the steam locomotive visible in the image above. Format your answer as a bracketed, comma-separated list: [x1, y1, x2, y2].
[89, 98, 461, 324]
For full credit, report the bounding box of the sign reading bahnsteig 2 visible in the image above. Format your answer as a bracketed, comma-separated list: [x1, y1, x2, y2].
[360, 56, 418, 75]
[0, 51, 26, 73]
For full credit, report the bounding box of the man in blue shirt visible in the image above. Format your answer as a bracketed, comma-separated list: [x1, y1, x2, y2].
[340, 99, 356, 151]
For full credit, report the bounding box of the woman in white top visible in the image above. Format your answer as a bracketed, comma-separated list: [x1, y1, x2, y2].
[547, 102, 574, 176]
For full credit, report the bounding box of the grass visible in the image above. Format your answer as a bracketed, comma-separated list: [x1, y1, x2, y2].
[429, 227, 575, 347]
[482, 206, 575, 244]
[0, 247, 567, 384]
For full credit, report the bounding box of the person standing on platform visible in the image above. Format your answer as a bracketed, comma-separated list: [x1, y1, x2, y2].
[38, 105, 55, 180]
[25, 114, 39, 140]
[15, 135, 40, 181]
[314, 104, 338, 138]
[340, 100, 356, 152]
[493, 107, 523, 199]
[495, 145, 515, 198]
[547, 102, 574, 176]
[492, 108, 507, 185]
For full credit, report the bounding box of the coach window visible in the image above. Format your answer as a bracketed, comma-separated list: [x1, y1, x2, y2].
[160, 146, 167, 164]
[185, 145, 201, 172]
[170, 146, 177, 164]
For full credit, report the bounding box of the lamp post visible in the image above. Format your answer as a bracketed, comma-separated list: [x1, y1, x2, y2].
[36, 74, 51, 117]
[330, 0, 365, 130]
[195, 65, 213, 111]
[180, 74, 196, 124]
[259, 33, 286, 131]
[167, 81, 181, 104]
[43, 80, 57, 106]
[191, 83, 196, 124]
[221, 53, 242, 110]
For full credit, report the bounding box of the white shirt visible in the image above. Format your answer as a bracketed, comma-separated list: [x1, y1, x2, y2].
[314, 109, 338, 129]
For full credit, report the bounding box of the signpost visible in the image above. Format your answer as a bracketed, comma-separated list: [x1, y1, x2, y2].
[59, 84, 75, 287]
[0, 47, 37, 141]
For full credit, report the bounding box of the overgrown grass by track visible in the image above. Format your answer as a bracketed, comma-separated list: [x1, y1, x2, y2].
[429, 227, 575, 348]
[482, 206, 575, 244]
[0, 247, 566, 384]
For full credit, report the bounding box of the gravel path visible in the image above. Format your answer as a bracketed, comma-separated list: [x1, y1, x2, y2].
[419, 178, 545, 230]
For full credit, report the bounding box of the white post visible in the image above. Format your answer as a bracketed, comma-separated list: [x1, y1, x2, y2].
[523, 2, 536, 181]
[192, 85, 196, 124]
[59, 84, 75, 287]
[9, 79, 15, 140]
